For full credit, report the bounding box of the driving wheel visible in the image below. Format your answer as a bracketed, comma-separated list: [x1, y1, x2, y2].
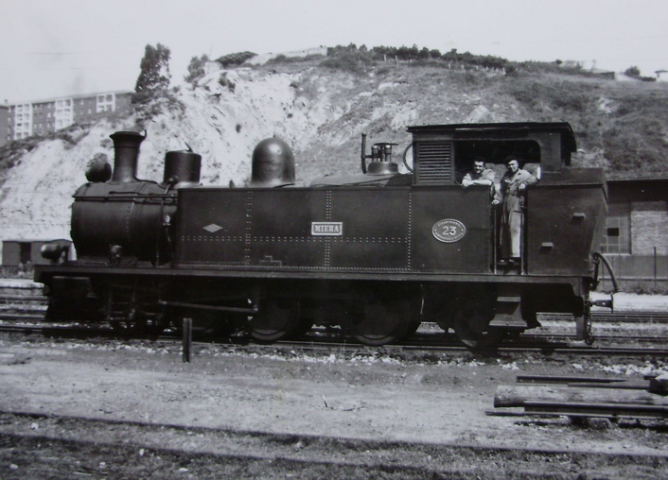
[251, 298, 301, 343]
[350, 298, 411, 346]
[453, 306, 505, 349]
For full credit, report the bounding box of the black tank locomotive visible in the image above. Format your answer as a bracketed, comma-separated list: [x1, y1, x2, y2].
[36, 122, 611, 347]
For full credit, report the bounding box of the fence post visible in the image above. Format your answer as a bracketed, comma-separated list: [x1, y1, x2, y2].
[182, 317, 192, 363]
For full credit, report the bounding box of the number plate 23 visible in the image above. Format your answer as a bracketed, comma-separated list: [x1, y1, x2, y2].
[432, 219, 466, 243]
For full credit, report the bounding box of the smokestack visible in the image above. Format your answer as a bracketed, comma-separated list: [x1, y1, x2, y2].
[109, 131, 145, 183]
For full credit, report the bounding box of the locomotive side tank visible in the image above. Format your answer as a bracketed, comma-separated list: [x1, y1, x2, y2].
[174, 185, 493, 273]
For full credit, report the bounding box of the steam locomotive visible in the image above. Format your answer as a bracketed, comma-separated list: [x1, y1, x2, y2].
[35, 122, 613, 347]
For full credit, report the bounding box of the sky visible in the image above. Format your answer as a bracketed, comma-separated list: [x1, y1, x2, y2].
[1, 0, 667, 103]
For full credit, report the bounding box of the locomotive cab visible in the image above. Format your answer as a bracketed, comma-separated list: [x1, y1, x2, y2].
[405, 123, 607, 345]
[406, 122, 605, 277]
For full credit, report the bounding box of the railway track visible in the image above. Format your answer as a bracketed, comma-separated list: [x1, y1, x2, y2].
[1, 293, 666, 356]
[543, 311, 668, 323]
[1, 320, 667, 358]
[1, 410, 664, 479]
[0, 295, 47, 305]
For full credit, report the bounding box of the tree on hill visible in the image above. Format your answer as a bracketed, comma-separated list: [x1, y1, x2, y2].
[624, 66, 656, 82]
[133, 43, 172, 104]
[185, 54, 209, 86]
[625, 66, 641, 78]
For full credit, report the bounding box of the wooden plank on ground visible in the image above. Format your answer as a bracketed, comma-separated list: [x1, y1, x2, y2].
[494, 385, 668, 408]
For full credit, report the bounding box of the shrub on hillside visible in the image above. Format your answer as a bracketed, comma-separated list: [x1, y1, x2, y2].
[215, 51, 256, 67]
[185, 54, 210, 85]
[506, 79, 595, 115]
[625, 66, 641, 78]
[266, 54, 325, 65]
[603, 119, 668, 173]
[624, 65, 656, 82]
[0, 140, 38, 179]
[373, 44, 441, 62]
[218, 73, 236, 93]
[321, 51, 373, 74]
[279, 43, 609, 80]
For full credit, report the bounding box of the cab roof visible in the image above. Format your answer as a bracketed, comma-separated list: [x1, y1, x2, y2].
[406, 122, 577, 153]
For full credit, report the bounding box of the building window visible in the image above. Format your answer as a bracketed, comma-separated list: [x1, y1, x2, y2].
[54, 98, 73, 130]
[19, 242, 32, 264]
[600, 203, 631, 254]
[97, 93, 115, 113]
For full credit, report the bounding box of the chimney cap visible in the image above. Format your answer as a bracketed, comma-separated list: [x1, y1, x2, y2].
[110, 130, 146, 141]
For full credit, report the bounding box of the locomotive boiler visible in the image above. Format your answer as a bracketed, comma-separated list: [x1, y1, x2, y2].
[36, 122, 613, 347]
[71, 131, 201, 263]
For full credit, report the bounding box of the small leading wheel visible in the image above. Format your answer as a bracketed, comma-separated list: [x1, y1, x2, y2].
[251, 298, 301, 343]
[452, 307, 505, 349]
[350, 299, 411, 346]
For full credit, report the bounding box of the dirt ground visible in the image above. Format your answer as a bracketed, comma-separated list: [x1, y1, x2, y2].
[1, 335, 667, 462]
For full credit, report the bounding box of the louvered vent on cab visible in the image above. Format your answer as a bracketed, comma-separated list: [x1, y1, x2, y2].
[416, 142, 453, 184]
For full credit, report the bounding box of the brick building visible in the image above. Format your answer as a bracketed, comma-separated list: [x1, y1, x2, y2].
[1, 91, 132, 147]
[600, 177, 668, 287]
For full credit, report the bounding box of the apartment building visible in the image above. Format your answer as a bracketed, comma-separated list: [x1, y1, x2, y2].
[0, 104, 8, 145]
[0, 91, 132, 147]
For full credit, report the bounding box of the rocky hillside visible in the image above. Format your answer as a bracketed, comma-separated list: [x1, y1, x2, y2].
[1, 58, 667, 247]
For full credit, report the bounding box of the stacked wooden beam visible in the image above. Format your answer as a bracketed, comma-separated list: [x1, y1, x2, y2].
[491, 374, 668, 420]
